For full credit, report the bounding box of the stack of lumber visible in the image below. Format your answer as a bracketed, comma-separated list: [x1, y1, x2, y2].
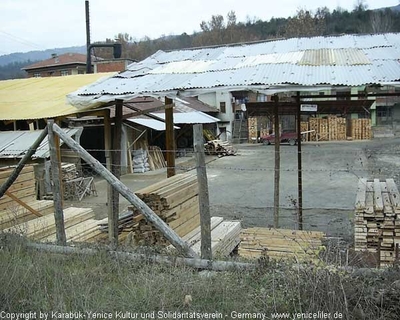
[168, 217, 241, 257]
[248, 117, 258, 142]
[307, 116, 348, 141]
[3, 207, 102, 243]
[318, 118, 329, 141]
[98, 172, 200, 246]
[308, 117, 319, 141]
[61, 163, 78, 180]
[204, 140, 236, 157]
[148, 146, 166, 170]
[354, 178, 400, 266]
[351, 119, 372, 140]
[300, 122, 309, 141]
[0, 165, 54, 230]
[328, 116, 347, 141]
[238, 227, 325, 262]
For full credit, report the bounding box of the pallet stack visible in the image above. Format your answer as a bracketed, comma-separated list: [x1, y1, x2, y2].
[248, 117, 258, 142]
[0, 165, 54, 230]
[308, 118, 319, 141]
[238, 228, 325, 263]
[3, 207, 101, 243]
[354, 178, 400, 266]
[300, 122, 309, 141]
[319, 118, 329, 141]
[350, 119, 371, 140]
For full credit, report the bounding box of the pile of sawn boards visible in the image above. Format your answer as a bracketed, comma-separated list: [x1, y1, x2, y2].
[355, 178, 400, 266]
[3, 207, 100, 243]
[0, 165, 54, 230]
[98, 172, 241, 256]
[238, 227, 325, 263]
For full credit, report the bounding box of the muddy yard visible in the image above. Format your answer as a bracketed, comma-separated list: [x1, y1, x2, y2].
[68, 137, 400, 243]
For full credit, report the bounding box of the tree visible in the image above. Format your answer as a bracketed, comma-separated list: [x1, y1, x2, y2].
[284, 9, 326, 37]
[370, 9, 394, 33]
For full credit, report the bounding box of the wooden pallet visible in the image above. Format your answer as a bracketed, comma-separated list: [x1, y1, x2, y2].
[238, 227, 325, 262]
[354, 178, 400, 266]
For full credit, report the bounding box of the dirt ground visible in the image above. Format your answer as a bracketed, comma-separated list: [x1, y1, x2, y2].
[66, 137, 400, 243]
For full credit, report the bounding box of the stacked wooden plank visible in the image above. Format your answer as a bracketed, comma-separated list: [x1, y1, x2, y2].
[308, 117, 319, 141]
[98, 172, 200, 246]
[238, 227, 325, 262]
[168, 217, 241, 257]
[248, 117, 258, 142]
[318, 118, 329, 141]
[3, 207, 100, 243]
[0, 165, 54, 230]
[305, 116, 349, 141]
[351, 119, 371, 140]
[148, 146, 166, 170]
[354, 178, 400, 266]
[61, 163, 78, 180]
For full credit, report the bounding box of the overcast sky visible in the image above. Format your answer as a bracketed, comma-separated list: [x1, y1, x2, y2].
[0, 0, 398, 55]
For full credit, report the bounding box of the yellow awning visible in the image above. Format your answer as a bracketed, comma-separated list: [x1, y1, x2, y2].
[0, 73, 115, 120]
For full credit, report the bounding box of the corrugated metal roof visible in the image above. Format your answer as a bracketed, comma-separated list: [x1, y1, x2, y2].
[67, 33, 400, 108]
[127, 118, 174, 131]
[0, 128, 81, 158]
[151, 111, 220, 124]
[0, 73, 115, 120]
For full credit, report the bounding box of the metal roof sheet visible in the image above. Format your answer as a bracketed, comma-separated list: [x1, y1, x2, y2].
[0, 73, 115, 120]
[151, 111, 220, 124]
[67, 33, 400, 107]
[0, 128, 81, 158]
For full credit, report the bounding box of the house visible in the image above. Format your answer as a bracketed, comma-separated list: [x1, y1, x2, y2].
[22, 53, 132, 78]
[67, 33, 400, 141]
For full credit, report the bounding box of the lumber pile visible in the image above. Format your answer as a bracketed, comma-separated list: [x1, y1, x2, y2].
[3, 207, 101, 243]
[354, 178, 400, 266]
[148, 146, 166, 170]
[238, 227, 325, 262]
[350, 119, 372, 140]
[328, 116, 347, 141]
[61, 163, 79, 180]
[248, 117, 258, 142]
[168, 217, 241, 257]
[0, 165, 54, 230]
[204, 140, 236, 157]
[99, 172, 200, 246]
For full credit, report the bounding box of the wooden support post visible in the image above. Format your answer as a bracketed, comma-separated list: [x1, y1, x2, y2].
[0, 126, 48, 198]
[165, 97, 175, 178]
[103, 109, 115, 245]
[110, 99, 123, 248]
[52, 123, 198, 258]
[273, 97, 280, 228]
[296, 92, 303, 230]
[48, 120, 66, 246]
[193, 124, 212, 260]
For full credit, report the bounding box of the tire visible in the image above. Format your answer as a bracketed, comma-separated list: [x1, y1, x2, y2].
[263, 140, 271, 145]
[288, 139, 296, 146]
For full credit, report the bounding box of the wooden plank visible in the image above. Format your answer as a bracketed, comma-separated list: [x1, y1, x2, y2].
[365, 181, 374, 214]
[5, 190, 42, 217]
[355, 178, 367, 210]
[0, 165, 34, 181]
[386, 179, 400, 210]
[373, 179, 384, 212]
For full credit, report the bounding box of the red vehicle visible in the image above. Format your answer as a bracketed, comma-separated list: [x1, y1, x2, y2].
[261, 130, 298, 146]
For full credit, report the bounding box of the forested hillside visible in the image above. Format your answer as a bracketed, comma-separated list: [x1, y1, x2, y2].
[1, 4, 400, 80]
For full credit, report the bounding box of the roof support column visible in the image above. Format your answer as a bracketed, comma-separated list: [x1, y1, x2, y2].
[296, 92, 303, 230]
[165, 97, 175, 178]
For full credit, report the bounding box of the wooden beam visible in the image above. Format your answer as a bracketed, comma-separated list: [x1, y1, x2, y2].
[111, 100, 123, 248]
[296, 92, 303, 230]
[193, 124, 212, 260]
[273, 98, 280, 228]
[52, 123, 198, 258]
[5, 190, 42, 217]
[0, 126, 48, 199]
[27, 242, 254, 271]
[165, 98, 175, 178]
[48, 120, 66, 246]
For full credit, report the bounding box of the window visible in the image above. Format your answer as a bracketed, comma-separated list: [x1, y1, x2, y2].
[219, 102, 226, 113]
[61, 70, 69, 76]
[336, 91, 351, 100]
[33, 72, 41, 78]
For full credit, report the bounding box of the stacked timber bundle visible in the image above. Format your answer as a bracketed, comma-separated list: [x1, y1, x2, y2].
[3, 207, 101, 243]
[354, 178, 400, 266]
[308, 117, 319, 141]
[61, 163, 78, 180]
[351, 119, 371, 140]
[238, 227, 325, 262]
[328, 116, 338, 141]
[318, 118, 329, 141]
[248, 117, 258, 142]
[0, 165, 54, 230]
[300, 122, 309, 141]
[99, 173, 200, 246]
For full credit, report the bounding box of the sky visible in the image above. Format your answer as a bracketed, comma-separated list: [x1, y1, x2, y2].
[0, 0, 398, 55]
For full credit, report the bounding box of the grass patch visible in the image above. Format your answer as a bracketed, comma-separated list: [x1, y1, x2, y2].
[1, 234, 400, 319]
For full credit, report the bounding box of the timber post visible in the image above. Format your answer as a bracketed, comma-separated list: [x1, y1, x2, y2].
[273, 95, 280, 228]
[165, 97, 175, 178]
[296, 92, 303, 230]
[193, 124, 212, 260]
